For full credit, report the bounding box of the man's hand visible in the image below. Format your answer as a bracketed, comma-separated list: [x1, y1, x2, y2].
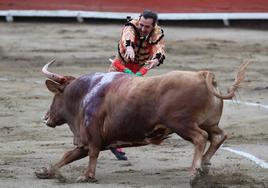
[124, 46, 135, 61]
[145, 59, 159, 69]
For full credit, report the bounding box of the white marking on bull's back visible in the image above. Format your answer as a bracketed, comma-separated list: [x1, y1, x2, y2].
[82, 72, 120, 105]
[221, 147, 268, 169]
[82, 72, 122, 125]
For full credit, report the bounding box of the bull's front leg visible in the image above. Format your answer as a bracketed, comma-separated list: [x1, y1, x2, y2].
[35, 147, 88, 179]
[76, 147, 100, 183]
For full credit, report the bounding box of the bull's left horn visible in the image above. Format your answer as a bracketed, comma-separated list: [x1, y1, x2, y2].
[42, 59, 65, 83]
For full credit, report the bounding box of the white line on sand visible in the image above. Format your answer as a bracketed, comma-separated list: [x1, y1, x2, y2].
[222, 100, 268, 169]
[221, 147, 268, 169]
[225, 100, 268, 109]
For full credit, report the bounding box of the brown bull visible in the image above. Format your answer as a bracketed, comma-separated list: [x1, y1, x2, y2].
[35, 59, 251, 183]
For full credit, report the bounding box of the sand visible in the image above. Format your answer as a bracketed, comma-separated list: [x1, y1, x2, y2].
[0, 21, 267, 188]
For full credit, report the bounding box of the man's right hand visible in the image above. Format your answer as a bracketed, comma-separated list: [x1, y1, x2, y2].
[124, 46, 135, 61]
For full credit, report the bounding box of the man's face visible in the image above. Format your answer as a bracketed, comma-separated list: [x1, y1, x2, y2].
[138, 16, 154, 37]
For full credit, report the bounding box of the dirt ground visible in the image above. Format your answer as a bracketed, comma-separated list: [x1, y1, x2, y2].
[0, 21, 268, 188]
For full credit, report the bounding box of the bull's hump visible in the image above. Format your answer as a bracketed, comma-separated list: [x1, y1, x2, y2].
[80, 72, 129, 126]
[80, 72, 128, 95]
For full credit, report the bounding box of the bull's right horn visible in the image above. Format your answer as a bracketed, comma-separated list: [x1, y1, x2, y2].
[42, 59, 65, 83]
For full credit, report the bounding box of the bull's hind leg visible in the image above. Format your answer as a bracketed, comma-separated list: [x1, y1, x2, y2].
[202, 125, 227, 174]
[168, 121, 208, 177]
[35, 147, 88, 179]
[188, 126, 208, 177]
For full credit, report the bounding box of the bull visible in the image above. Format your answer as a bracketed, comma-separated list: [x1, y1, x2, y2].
[35, 59, 251, 183]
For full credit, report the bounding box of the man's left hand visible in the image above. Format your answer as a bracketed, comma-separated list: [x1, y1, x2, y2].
[145, 59, 159, 69]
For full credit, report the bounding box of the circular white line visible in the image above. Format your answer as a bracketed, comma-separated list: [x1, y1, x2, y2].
[221, 147, 268, 169]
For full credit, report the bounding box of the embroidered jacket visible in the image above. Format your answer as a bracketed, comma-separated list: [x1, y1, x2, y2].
[116, 18, 165, 68]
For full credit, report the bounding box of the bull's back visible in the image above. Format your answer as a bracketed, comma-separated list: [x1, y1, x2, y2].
[102, 71, 214, 138]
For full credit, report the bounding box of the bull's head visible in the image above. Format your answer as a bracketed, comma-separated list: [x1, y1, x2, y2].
[42, 59, 75, 128]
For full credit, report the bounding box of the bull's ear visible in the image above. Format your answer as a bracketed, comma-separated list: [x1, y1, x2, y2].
[45, 80, 62, 93]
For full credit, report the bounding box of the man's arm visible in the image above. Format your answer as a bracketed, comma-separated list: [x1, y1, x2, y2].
[135, 38, 165, 76]
[121, 26, 136, 61]
[150, 38, 165, 67]
[110, 59, 134, 75]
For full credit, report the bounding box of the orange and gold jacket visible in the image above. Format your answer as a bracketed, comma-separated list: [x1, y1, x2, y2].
[110, 18, 165, 73]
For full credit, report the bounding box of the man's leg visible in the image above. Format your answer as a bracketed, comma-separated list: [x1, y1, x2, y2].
[110, 148, 127, 160]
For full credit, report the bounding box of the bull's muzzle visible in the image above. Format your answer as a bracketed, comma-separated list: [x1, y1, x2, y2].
[43, 120, 56, 128]
[42, 112, 56, 128]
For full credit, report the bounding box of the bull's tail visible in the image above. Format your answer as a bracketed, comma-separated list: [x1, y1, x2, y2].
[205, 60, 252, 100]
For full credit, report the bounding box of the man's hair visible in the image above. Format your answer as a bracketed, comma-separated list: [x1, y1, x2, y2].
[139, 10, 158, 26]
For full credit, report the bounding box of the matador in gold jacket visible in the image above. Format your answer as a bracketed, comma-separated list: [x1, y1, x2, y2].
[109, 10, 165, 76]
[108, 10, 165, 161]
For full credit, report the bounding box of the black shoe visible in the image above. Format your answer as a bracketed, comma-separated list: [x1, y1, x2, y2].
[110, 148, 128, 160]
[119, 151, 126, 155]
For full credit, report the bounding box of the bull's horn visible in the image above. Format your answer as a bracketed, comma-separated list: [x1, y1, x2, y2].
[42, 59, 65, 83]
[109, 58, 114, 63]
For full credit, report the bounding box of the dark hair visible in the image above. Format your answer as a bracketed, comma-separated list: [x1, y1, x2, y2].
[139, 10, 158, 26]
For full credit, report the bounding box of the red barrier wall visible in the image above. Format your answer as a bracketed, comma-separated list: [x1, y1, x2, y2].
[1, 0, 268, 13]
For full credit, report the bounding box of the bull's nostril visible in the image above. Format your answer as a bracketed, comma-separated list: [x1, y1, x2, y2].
[42, 116, 48, 121]
[44, 120, 56, 128]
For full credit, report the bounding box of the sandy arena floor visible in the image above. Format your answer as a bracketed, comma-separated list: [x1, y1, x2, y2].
[0, 21, 268, 188]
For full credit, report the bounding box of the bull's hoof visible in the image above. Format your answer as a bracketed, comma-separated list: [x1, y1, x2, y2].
[55, 172, 67, 183]
[201, 162, 211, 176]
[189, 167, 207, 186]
[76, 175, 98, 183]
[189, 172, 204, 186]
[35, 167, 56, 179]
[190, 174, 199, 186]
